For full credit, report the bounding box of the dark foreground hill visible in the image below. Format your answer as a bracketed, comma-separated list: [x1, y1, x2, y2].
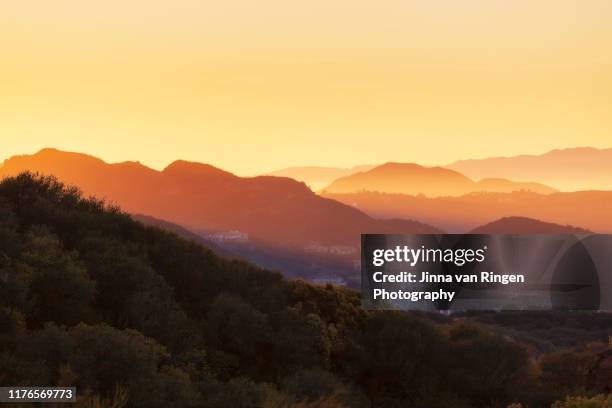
[0, 173, 609, 407]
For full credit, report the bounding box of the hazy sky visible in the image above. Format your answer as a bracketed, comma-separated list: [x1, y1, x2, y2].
[2, 0, 611, 174]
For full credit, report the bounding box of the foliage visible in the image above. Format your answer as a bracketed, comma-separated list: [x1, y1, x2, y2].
[0, 173, 605, 407]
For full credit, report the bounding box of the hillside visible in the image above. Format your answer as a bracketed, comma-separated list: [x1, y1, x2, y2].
[133, 214, 362, 287]
[321, 190, 609, 233]
[448, 147, 612, 191]
[0, 172, 558, 408]
[0, 149, 439, 248]
[131, 214, 235, 258]
[322, 162, 555, 197]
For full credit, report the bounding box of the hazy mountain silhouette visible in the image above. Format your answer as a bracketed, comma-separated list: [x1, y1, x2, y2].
[470, 216, 591, 234]
[447, 147, 612, 191]
[322, 190, 608, 233]
[266, 164, 375, 190]
[0, 148, 439, 248]
[322, 162, 556, 196]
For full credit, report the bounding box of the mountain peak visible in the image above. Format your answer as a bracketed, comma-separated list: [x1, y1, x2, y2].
[376, 162, 433, 171]
[162, 160, 235, 178]
[322, 161, 474, 196]
[20, 147, 101, 163]
[2, 148, 107, 172]
[370, 162, 465, 176]
[34, 147, 103, 161]
[37, 147, 62, 155]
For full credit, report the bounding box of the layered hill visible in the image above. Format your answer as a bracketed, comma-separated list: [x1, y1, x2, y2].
[322, 190, 609, 233]
[448, 147, 612, 191]
[0, 172, 559, 408]
[322, 162, 555, 196]
[0, 149, 438, 247]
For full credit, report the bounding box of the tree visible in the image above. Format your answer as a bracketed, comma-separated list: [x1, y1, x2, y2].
[443, 323, 535, 407]
[540, 349, 596, 395]
[22, 226, 95, 327]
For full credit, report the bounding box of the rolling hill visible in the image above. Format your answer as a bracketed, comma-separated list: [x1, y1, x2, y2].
[322, 162, 556, 196]
[447, 147, 612, 191]
[0, 172, 565, 408]
[0, 149, 439, 249]
[322, 190, 609, 233]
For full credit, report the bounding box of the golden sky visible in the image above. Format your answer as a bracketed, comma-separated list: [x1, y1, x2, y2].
[1, 0, 611, 175]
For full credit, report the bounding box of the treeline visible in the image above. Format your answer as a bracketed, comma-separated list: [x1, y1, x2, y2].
[0, 173, 609, 407]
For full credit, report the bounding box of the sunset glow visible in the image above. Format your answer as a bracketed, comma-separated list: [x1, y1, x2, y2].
[2, 0, 612, 174]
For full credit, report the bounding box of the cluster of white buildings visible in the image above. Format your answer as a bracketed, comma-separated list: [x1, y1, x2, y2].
[205, 230, 249, 243]
[304, 243, 357, 256]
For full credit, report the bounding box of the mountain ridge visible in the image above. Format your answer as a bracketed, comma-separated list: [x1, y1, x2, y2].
[322, 162, 556, 196]
[0, 148, 440, 248]
[322, 190, 609, 233]
[447, 146, 612, 191]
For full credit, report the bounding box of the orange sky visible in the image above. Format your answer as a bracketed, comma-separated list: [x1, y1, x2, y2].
[1, 0, 611, 175]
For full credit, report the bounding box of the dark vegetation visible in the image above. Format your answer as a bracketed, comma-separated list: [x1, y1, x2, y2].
[461, 311, 612, 352]
[0, 173, 610, 407]
[133, 214, 361, 288]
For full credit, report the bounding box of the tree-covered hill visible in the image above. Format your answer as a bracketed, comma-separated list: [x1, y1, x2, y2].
[0, 173, 608, 407]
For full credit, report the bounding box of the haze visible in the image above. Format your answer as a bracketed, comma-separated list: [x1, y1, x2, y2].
[2, 0, 612, 175]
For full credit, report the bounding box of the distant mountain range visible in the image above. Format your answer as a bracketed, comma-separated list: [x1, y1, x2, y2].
[135, 211, 589, 287]
[322, 190, 609, 233]
[321, 162, 556, 196]
[268, 147, 612, 195]
[0, 149, 438, 249]
[447, 147, 612, 191]
[2, 147, 601, 285]
[266, 165, 375, 190]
